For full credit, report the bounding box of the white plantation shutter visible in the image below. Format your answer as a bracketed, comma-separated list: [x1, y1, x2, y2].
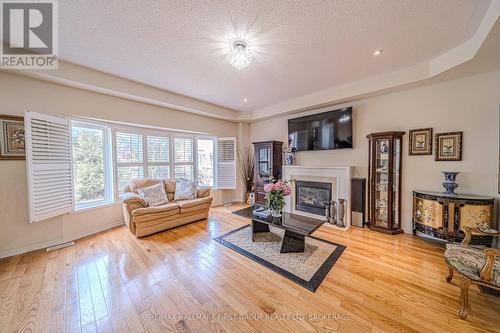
[174, 137, 194, 180]
[174, 137, 193, 163]
[217, 138, 236, 189]
[25, 111, 74, 223]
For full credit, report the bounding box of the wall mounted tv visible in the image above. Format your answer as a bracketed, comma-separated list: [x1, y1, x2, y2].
[288, 107, 353, 151]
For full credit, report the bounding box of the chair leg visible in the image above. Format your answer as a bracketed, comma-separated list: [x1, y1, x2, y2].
[446, 266, 454, 282]
[459, 275, 471, 319]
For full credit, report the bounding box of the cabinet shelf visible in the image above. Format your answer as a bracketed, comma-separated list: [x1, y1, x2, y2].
[366, 131, 405, 235]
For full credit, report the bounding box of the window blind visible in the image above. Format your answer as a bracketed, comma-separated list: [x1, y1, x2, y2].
[25, 111, 74, 223]
[217, 138, 236, 189]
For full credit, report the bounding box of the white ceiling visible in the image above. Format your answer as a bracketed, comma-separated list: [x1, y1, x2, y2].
[58, 0, 493, 113]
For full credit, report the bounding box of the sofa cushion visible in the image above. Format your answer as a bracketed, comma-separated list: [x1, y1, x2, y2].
[120, 192, 147, 207]
[197, 187, 211, 198]
[128, 178, 164, 193]
[174, 179, 198, 200]
[137, 182, 168, 206]
[131, 202, 179, 217]
[163, 179, 176, 201]
[176, 197, 213, 213]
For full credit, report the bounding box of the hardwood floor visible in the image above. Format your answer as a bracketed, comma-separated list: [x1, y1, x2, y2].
[1, 203, 499, 333]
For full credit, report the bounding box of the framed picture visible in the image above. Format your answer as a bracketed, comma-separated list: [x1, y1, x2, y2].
[435, 131, 462, 161]
[0, 114, 25, 160]
[409, 128, 432, 155]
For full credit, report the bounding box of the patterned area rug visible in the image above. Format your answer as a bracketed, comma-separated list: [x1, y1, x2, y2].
[214, 224, 345, 291]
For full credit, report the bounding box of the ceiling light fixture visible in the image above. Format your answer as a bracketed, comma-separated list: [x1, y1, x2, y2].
[226, 41, 252, 70]
[373, 49, 383, 56]
[243, 98, 248, 102]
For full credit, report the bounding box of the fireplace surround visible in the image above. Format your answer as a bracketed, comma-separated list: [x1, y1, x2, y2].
[283, 165, 353, 230]
[295, 180, 332, 215]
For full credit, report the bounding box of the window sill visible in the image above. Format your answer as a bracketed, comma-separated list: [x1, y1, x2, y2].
[72, 201, 119, 214]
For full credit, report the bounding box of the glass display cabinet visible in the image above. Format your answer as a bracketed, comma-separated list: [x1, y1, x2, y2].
[366, 131, 405, 234]
[253, 141, 283, 204]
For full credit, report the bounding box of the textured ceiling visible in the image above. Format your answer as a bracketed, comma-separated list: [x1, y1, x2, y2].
[58, 0, 492, 112]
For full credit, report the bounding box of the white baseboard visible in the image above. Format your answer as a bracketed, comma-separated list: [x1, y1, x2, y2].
[0, 220, 125, 259]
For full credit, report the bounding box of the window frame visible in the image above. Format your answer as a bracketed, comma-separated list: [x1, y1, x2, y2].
[71, 120, 114, 210]
[111, 125, 227, 196]
[196, 137, 216, 187]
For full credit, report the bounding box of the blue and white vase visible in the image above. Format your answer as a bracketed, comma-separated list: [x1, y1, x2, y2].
[285, 152, 295, 166]
[442, 171, 460, 195]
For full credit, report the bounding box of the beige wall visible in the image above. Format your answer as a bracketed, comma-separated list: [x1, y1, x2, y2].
[250, 70, 500, 233]
[0, 72, 242, 258]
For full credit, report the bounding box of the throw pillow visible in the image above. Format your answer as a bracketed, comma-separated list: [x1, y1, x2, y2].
[137, 183, 168, 206]
[174, 178, 198, 200]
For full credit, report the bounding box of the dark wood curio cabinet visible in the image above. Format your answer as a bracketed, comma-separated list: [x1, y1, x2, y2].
[253, 141, 283, 204]
[366, 131, 405, 234]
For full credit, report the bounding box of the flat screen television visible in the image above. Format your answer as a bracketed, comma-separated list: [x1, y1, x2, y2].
[288, 107, 353, 151]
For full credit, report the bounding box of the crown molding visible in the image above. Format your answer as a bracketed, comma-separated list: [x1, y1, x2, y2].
[2, 61, 240, 122]
[243, 0, 500, 122]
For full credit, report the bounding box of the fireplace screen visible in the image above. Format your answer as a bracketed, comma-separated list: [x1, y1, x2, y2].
[296, 180, 332, 215]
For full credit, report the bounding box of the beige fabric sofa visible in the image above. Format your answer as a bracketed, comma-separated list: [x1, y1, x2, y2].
[120, 178, 212, 237]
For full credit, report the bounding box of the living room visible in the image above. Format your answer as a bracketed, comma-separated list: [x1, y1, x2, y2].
[0, 1, 499, 332]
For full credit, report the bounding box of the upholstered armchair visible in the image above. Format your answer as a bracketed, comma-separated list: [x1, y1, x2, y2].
[444, 226, 500, 319]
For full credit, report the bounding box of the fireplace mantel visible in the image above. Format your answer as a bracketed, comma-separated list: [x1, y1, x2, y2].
[283, 165, 354, 230]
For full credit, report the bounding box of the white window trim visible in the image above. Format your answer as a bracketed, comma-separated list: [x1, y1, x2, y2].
[197, 137, 216, 188]
[71, 120, 114, 210]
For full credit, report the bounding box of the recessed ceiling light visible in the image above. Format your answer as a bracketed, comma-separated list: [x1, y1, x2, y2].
[373, 49, 383, 56]
[226, 41, 252, 70]
[243, 98, 248, 102]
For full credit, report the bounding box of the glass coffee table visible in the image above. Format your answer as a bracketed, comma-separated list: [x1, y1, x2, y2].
[233, 206, 326, 253]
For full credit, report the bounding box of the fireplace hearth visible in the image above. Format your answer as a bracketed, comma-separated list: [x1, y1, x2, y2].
[295, 180, 332, 215]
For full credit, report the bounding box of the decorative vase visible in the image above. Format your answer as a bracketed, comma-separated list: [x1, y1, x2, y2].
[337, 199, 345, 227]
[267, 195, 285, 218]
[329, 201, 337, 224]
[248, 192, 255, 206]
[324, 202, 330, 220]
[285, 152, 295, 166]
[442, 171, 460, 195]
[270, 209, 282, 218]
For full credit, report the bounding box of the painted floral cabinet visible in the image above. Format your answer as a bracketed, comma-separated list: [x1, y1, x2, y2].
[413, 191, 495, 245]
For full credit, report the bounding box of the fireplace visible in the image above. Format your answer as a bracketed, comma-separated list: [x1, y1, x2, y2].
[295, 180, 332, 215]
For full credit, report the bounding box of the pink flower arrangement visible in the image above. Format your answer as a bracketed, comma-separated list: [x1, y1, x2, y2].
[264, 179, 292, 216]
[264, 179, 292, 196]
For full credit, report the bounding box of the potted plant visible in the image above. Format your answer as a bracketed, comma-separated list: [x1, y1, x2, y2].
[264, 179, 292, 217]
[238, 145, 254, 203]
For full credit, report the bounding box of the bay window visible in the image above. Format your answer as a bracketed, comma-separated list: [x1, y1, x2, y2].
[27, 111, 237, 223]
